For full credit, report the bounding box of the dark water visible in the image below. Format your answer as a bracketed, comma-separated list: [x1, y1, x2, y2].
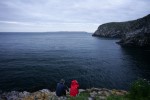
[0, 32, 150, 92]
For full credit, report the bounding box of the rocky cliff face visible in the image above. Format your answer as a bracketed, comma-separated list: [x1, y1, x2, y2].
[93, 14, 150, 47]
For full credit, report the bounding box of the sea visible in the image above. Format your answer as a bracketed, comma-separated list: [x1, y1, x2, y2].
[0, 32, 150, 92]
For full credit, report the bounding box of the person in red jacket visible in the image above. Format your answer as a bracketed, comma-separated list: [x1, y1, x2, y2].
[70, 80, 79, 97]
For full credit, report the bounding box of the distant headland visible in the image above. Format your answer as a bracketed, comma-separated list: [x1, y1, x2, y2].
[93, 14, 150, 47]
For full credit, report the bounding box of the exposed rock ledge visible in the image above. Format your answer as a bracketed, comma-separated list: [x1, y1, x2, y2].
[93, 14, 150, 47]
[0, 88, 127, 100]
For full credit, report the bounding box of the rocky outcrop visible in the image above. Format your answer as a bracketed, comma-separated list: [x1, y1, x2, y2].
[86, 88, 127, 100]
[117, 26, 150, 47]
[93, 22, 128, 38]
[0, 89, 56, 100]
[93, 14, 150, 47]
[0, 88, 127, 100]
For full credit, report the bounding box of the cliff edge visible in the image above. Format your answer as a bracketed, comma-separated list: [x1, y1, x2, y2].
[0, 88, 127, 100]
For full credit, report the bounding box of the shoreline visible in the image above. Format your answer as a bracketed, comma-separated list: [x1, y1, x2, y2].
[0, 88, 128, 100]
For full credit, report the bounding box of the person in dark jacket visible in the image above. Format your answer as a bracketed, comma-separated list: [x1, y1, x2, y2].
[56, 79, 69, 97]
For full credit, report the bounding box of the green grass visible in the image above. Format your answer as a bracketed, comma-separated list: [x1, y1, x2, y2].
[128, 79, 150, 100]
[107, 95, 129, 100]
[67, 91, 90, 100]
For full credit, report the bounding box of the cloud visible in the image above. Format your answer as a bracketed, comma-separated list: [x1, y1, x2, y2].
[0, 0, 150, 32]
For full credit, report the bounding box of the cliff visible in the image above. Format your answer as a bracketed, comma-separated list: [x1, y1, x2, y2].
[93, 14, 150, 47]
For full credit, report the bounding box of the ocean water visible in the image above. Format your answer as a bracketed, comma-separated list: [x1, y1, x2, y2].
[0, 32, 150, 92]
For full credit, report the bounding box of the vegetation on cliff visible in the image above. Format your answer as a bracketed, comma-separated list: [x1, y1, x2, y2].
[93, 14, 150, 47]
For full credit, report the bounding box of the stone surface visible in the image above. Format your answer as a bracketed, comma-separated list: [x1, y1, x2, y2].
[0, 88, 128, 100]
[93, 14, 150, 47]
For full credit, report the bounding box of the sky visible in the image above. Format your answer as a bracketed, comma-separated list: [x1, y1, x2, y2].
[0, 0, 150, 32]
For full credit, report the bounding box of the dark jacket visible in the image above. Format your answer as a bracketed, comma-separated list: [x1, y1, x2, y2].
[56, 83, 68, 97]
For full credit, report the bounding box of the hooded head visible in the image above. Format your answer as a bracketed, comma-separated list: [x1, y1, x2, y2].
[71, 80, 78, 85]
[60, 79, 65, 84]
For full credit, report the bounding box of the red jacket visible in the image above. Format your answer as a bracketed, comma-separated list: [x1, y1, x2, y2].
[70, 80, 79, 96]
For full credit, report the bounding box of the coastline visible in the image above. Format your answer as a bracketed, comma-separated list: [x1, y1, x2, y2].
[0, 88, 127, 100]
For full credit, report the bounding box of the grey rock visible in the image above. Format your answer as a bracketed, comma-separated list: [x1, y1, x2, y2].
[93, 14, 150, 47]
[39, 89, 50, 93]
[88, 97, 94, 100]
[79, 89, 85, 92]
[18, 91, 30, 98]
[0, 88, 127, 100]
[99, 96, 106, 100]
[90, 91, 97, 98]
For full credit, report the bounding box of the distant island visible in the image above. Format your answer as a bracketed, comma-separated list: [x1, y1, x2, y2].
[93, 14, 150, 47]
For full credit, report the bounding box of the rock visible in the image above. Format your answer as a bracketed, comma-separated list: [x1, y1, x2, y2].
[93, 14, 150, 47]
[40, 89, 50, 93]
[116, 91, 124, 96]
[19, 91, 30, 98]
[98, 91, 109, 97]
[99, 96, 106, 100]
[88, 97, 94, 100]
[79, 89, 86, 93]
[32, 92, 40, 99]
[24, 95, 35, 100]
[90, 91, 97, 97]
[85, 88, 127, 100]
[89, 88, 101, 92]
[0, 88, 128, 100]
[2, 91, 20, 100]
[93, 22, 125, 38]
[111, 89, 128, 96]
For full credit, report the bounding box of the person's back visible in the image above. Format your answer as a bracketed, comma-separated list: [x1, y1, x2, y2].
[56, 83, 66, 96]
[56, 79, 68, 97]
[70, 80, 79, 97]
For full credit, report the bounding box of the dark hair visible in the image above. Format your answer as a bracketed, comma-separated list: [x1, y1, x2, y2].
[60, 79, 65, 83]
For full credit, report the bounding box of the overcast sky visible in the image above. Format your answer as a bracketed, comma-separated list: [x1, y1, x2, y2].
[0, 0, 150, 32]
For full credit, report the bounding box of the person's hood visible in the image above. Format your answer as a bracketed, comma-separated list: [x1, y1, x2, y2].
[71, 80, 78, 85]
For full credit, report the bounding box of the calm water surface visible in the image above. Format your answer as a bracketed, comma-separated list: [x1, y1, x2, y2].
[0, 32, 150, 92]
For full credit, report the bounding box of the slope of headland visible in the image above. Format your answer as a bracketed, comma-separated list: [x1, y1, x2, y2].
[93, 14, 150, 47]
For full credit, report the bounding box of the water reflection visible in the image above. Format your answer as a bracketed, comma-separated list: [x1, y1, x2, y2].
[120, 47, 150, 80]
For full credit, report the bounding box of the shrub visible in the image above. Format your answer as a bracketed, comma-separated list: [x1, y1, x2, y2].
[129, 79, 150, 100]
[107, 79, 150, 100]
